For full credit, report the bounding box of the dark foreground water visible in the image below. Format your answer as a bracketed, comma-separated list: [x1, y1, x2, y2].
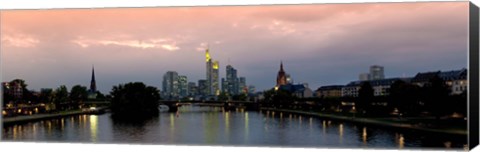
[2, 105, 467, 150]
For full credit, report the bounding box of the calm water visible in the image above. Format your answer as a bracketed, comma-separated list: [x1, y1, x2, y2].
[2, 105, 466, 150]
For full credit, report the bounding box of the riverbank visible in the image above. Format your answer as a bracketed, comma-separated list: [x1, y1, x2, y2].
[2, 107, 107, 125]
[261, 108, 467, 136]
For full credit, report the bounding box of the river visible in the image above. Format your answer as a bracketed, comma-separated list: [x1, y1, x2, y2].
[2, 105, 466, 150]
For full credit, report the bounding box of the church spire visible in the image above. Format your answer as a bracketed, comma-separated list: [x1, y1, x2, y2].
[276, 61, 287, 87]
[280, 61, 284, 72]
[90, 65, 96, 92]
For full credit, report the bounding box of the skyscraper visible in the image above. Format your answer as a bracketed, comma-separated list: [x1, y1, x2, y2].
[178, 75, 188, 98]
[198, 80, 207, 96]
[205, 48, 220, 96]
[276, 61, 287, 86]
[187, 82, 197, 96]
[162, 71, 179, 99]
[370, 65, 385, 80]
[225, 65, 239, 95]
[239, 77, 246, 94]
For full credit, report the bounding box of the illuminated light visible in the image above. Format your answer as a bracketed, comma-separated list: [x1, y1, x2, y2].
[443, 141, 452, 148]
[274, 86, 279, 91]
[339, 124, 344, 136]
[170, 113, 175, 131]
[213, 61, 219, 69]
[90, 115, 98, 142]
[17, 109, 22, 113]
[399, 134, 405, 149]
[29, 111, 33, 115]
[362, 127, 367, 144]
[2, 110, 7, 116]
[89, 107, 96, 110]
[205, 48, 211, 62]
[280, 112, 283, 119]
[225, 112, 230, 134]
[34, 108, 39, 113]
[245, 112, 249, 141]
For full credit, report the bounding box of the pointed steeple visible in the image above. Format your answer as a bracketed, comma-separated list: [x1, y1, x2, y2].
[276, 61, 287, 86]
[280, 61, 284, 72]
[90, 65, 96, 92]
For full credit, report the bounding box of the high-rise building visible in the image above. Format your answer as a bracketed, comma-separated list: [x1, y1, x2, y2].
[187, 82, 197, 96]
[212, 61, 220, 96]
[276, 61, 287, 87]
[162, 71, 179, 99]
[370, 65, 385, 80]
[248, 85, 255, 94]
[205, 48, 220, 96]
[225, 65, 239, 95]
[221, 78, 227, 93]
[239, 77, 246, 94]
[359, 73, 370, 81]
[178, 75, 188, 98]
[198, 79, 207, 96]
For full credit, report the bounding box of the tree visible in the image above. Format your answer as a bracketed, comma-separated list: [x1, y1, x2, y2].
[70, 85, 88, 109]
[40, 89, 54, 103]
[218, 92, 229, 101]
[389, 80, 421, 116]
[54, 85, 69, 111]
[357, 82, 374, 114]
[232, 94, 248, 101]
[422, 76, 450, 119]
[110, 82, 161, 120]
[95, 91, 106, 100]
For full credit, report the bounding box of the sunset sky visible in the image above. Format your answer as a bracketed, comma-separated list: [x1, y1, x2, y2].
[1, 2, 469, 93]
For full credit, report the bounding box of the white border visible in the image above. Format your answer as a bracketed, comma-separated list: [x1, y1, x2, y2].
[0, 0, 472, 10]
[0, 0, 479, 152]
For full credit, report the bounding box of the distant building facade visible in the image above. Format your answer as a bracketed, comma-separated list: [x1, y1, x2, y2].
[205, 48, 220, 96]
[342, 78, 409, 97]
[411, 68, 467, 95]
[358, 65, 385, 81]
[178, 75, 188, 98]
[315, 85, 344, 98]
[359, 73, 370, 81]
[239, 77, 246, 94]
[187, 82, 197, 96]
[162, 71, 179, 99]
[370, 65, 385, 80]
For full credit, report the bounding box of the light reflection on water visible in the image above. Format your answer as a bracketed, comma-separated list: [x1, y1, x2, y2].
[2, 105, 467, 149]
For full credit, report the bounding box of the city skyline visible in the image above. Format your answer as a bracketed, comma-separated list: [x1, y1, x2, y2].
[1, 2, 469, 94]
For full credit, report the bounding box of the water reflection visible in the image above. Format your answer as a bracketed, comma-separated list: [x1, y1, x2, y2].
[2, 106, 467, 149]
[362, 127, 367, 145]
[244, 112, 249, 142]
[339, 124, 343, 144]
[90, 115, 98, 142]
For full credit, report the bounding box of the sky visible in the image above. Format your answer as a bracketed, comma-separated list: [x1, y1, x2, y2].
[1, 1, 469, 94]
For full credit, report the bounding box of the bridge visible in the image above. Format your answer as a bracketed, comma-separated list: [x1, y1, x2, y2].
[158, 100, 260, 112]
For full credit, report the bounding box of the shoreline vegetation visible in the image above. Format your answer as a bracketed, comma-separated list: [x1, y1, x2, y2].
[261, 108, 467, 136]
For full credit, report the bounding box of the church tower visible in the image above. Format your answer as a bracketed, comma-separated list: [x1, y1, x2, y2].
[90, 66, 97, 92]
[88, 66, 97, 99]
[276, 61, 287, 87]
